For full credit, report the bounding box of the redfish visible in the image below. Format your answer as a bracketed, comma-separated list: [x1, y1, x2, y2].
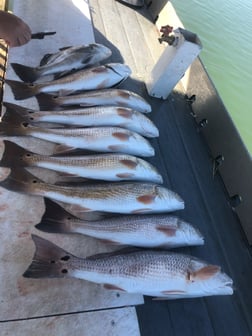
[6, 63, 131, 100]
[11, 44, 112, 82]
[37, 199, 204, 248]
[23, 235, 233, 299]
[0, 168, 184, 214]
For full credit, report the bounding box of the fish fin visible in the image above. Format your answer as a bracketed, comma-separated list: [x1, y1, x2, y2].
[53, 145, 78, 155]
[2, 104, 30, 125]
[0, 140, 32, 167]
[103, 284, 126, 291]
[39, 53, 53, 66]
[116, 173, 135, 179]
[100, 239, 121, 245]
[3, 102, 35, 120]
[131, 208, 152, 214]
[161, 290, 187, 295]
[64, 204, 93, 213]
[112, 131, 130, 141]
[23, 234, 75, 279]
[36, 219, 71, 234]
[119, 159, 138, 169]
[58, 89, 76, 97]
[190, 265, 221, 280]
[54, 174, 89, 184]
[5, 80, 39, 100]
[0, 120, 30, 137]
[36, 198, 77, 234]
[58, 46, 72, 51]
[137, 194, 156, 204]
[36, 93, 61, 111]
[11, 63, 40, 82]
[116, 107, 133, 119]
[0, 167, 43, 194]
[87, 247, 141, 260]
[156, 226, 177, 237]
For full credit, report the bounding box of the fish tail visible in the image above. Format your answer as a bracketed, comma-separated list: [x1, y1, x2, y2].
[2, 102, 32, 123]
[36, 93, 61, 110]
[23, 234, 75, 279]
[5, 79, 39, 100]
[36, 199, 77, 234]
[3, 101, 35, 117]
[11, 63, 40, 82]
[0, 141, 30, 167]
[0, 120, 28, 136]
[0, 168, 43, 194]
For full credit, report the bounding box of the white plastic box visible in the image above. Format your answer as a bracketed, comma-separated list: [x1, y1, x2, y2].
[146, 28, 202, 99]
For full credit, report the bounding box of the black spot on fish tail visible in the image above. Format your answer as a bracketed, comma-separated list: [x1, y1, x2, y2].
[5, 80, 39, 100]
[23, 234, 75, 279]
[11, 63, 40, 82]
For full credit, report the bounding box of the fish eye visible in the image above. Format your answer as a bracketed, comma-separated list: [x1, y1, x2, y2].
[32, 180, 38, 184]
[25, 153, 31, 157]
[29, 117, 34, 121]
[61, 269, 68, 274]
[22, 122, 29, 127]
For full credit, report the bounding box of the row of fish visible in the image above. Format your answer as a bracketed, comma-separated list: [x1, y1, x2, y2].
[0, 42, 233, 299]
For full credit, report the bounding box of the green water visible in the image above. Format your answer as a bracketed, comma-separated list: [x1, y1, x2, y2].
[172, 0, 252, 154]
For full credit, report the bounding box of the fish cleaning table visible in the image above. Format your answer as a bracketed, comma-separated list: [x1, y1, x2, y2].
[1, 1, 252, 336]
[0, 0, 142, 335]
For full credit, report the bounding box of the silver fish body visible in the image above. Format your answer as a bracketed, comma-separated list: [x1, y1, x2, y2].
[0, 123, 155, 157]
[0, 168, 184, 214]
[36, 89, 152, 113]
[3, 102, 158, 138]
[37, 199, 204, 248]
[11, 44, 112, 82]
[6, 63, 132, 100]
[1, 141, 162, 183]
[23, 235, 233, 299]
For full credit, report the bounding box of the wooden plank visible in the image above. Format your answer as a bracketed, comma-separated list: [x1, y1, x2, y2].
[1, 307, 141, 336]
[91, 0, 137, 74]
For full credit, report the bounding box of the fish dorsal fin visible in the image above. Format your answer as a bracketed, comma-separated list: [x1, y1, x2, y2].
[104, 284, 126, 291]
[190, 265, 221, 280]
[86, 247, 141, 260]
[53, 145, 78, 155]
